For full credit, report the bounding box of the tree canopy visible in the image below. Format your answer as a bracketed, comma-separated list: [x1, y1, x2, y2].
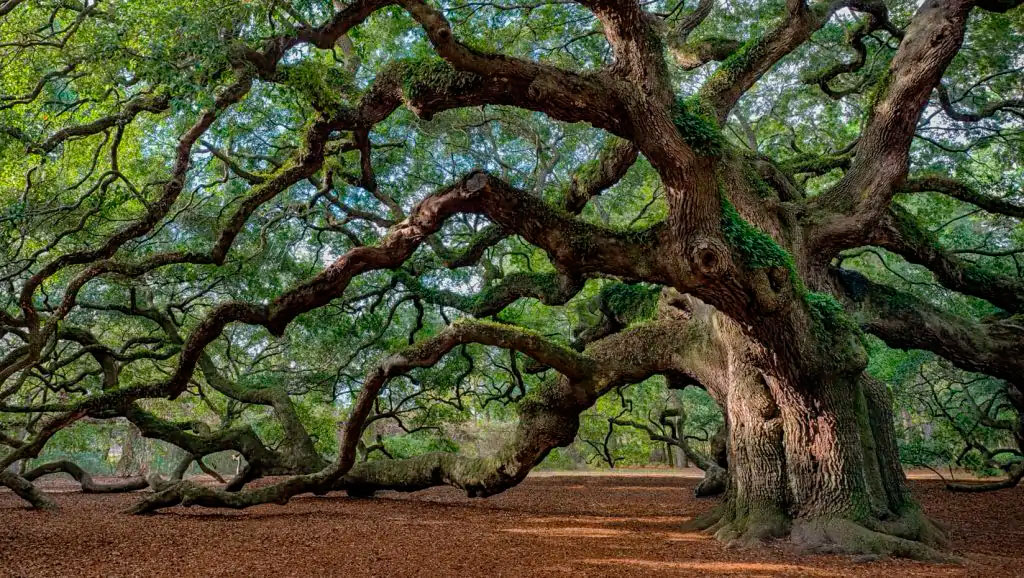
[1, 0, 1022, 561]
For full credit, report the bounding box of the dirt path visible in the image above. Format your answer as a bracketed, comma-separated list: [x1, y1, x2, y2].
[2, 475, 1022, 577]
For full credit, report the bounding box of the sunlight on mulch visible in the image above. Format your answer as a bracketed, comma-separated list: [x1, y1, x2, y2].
[2, 474, 1022, 577]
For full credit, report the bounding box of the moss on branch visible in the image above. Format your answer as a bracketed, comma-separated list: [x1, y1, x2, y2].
[397, 58, 481, 101]
[720, 196, 794, 272]
[671, 96, 724, 156]
[600, 282, 659, 323]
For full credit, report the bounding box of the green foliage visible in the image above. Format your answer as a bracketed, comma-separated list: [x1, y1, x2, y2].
[671, 96, 724, 156]
[279, 59, 353, 113]
[719, 196, 794, 271]
[379, 433, 459, 460]
[600, 282, 659, 323]
[398, 58, 481, 101]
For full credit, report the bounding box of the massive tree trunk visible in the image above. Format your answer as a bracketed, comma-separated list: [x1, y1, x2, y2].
[686, 298, 949, 559]
[701, 375, 948, 558]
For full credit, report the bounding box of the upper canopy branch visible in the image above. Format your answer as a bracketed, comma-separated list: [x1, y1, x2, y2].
[802, 8, 901, 99]
[936, 83, 1024, 123]
[578, 0, 666, 84]
[395, 0, 634, 136]
[698, 0, 841, 122]
[807, 0, 978, 257]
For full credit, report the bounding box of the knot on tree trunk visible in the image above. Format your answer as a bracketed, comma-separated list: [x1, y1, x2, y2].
[688, 237, 731, 279]
[750, 266, 795, 314]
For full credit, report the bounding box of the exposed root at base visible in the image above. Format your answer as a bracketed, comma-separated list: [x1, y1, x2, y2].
[683, 504, 725, 532]
[689, 505, 962, 563]
[791, 517, 962, 563]
[703, 510, 791, 549]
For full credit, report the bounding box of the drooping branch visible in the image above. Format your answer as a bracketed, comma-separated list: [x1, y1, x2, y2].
[126, 319, 596, 512]
[22, 460, 148, 493]
[3, 170, 664, 421]
[335, 315, 712, 499]
[111, 298, 323, 470]
[34, 94, 170, 154]
[0, 410, 85, 472]
[124, 404, 311, 480]
[947, 463, 1024, 492]
[0, 470, 57, 510]
[432, 133, 641, 268]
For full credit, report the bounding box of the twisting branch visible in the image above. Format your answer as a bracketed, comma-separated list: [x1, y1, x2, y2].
[935, 83, 1024, 123]
[802, 9, 900, 99]
[833, 267, 1024, 387]
[867, 208, 1024, 313]
[22, 460, 148, 493]
[808, 0, 980, 257]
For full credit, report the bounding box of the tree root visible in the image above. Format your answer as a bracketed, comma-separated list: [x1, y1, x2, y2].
[866, 507, 948, 548]
[790, 517, 962, 563]
[710, 511, 791, 548]
[684, 503, 790, 547]
[684, 503, 726, 531]
[689, 503, 960, 563]
[694, 464, 728, 497]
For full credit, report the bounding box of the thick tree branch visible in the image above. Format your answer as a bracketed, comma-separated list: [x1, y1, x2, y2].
[0, 470, 57, 510]
[833, 268, 1024, 387]
[23, 460, 148, 493]
[808, 0, 977, 257]
[902, 175, 1024, 219]
[868, 207, 1024, 313]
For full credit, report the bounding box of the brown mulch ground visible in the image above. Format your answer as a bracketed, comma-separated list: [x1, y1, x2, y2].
[1, 473, 1022, 577]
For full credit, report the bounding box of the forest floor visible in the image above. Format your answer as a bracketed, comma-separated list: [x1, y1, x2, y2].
[1, 472, 1022, 577]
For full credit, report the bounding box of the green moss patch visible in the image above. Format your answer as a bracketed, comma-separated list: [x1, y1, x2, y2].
[672, 96, 724, 157]
[398, 58, 480, 100]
